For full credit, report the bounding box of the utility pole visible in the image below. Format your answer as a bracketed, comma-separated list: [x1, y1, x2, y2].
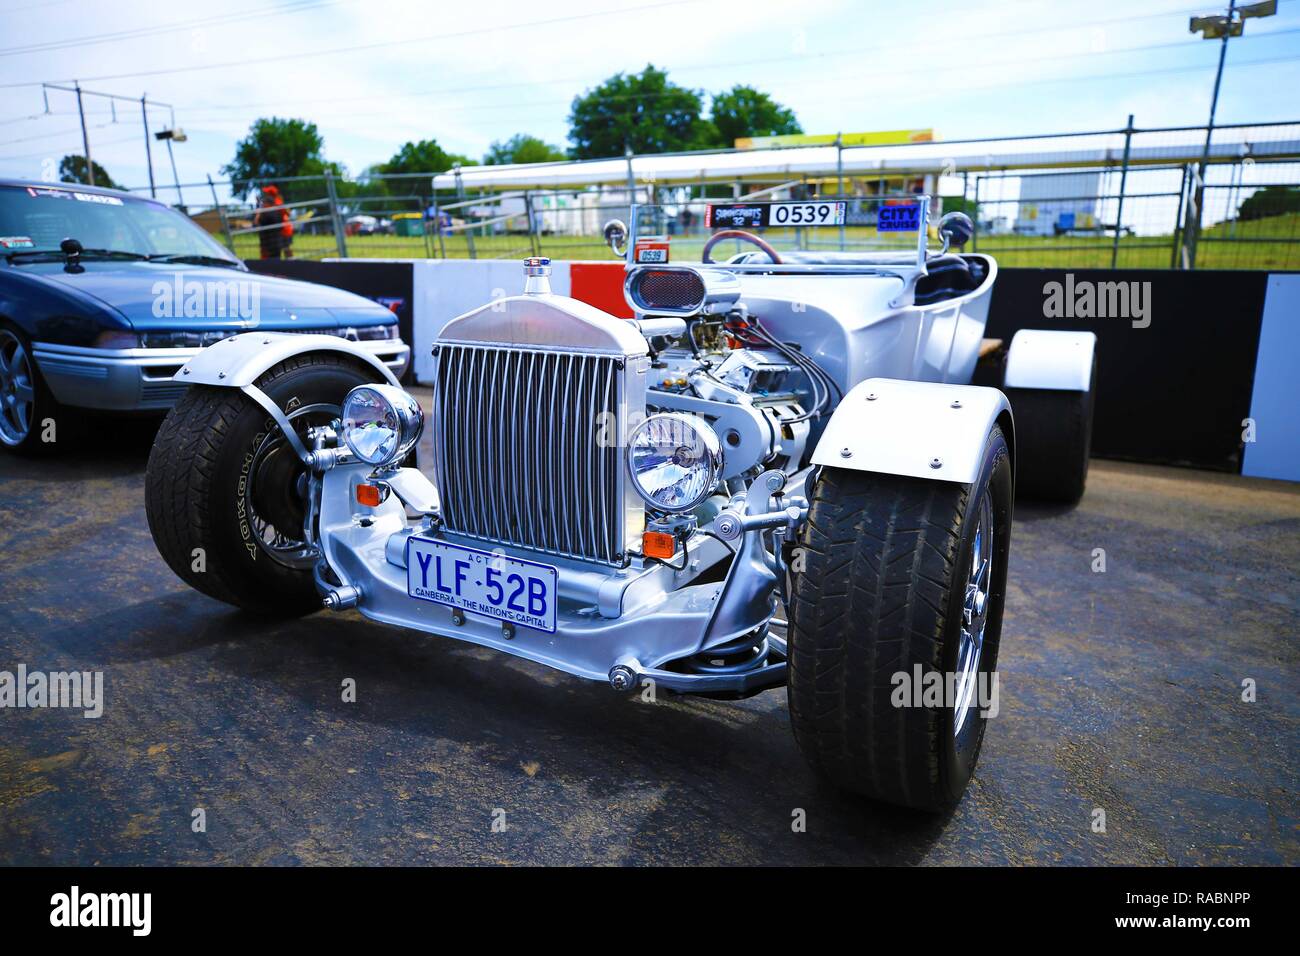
[1184, 0, 1276, 268]
[43, 84, 173, 192]
[73, 82, 93, 185]
[141, 95, 156, 198]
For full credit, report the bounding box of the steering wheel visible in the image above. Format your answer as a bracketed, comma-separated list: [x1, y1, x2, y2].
[702, 229, 783, 265]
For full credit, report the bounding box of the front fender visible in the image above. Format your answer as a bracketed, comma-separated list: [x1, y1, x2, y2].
[811, 377, 1014, 484]
[176, 331, 401, 387]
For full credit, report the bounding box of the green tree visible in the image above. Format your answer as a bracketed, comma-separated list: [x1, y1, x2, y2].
[708, 85, 801, 147]
[368, 139, 472, 196]
[568, 65, 715, 159]
[1238, 185, 1300, 222]
[58, 154, 121, 189]
[484, 134, 567, 166]
[220, 118, 344, 202]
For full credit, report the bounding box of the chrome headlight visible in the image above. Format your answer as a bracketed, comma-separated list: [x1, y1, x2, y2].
[627, 413, 723, 512]
[341, 384, 423, 466]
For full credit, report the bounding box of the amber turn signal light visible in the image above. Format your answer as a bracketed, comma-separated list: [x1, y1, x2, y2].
[642, 530, 677, 560]
[356, 483, 384, 507]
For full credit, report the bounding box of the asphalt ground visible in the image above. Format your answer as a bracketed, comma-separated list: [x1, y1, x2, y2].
[1, 400, 1296, 865]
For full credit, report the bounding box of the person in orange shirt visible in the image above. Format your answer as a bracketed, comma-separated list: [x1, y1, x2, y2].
[254, 184, 294, 259]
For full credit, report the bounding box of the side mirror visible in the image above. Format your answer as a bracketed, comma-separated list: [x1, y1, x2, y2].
[603, 219, 628, 258]
[937, 211, 974, 252]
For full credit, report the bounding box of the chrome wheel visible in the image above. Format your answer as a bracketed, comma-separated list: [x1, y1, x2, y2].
[953, 487, 994, 742]
[0, 330, 37, 447]
[244, 401, 337, 570]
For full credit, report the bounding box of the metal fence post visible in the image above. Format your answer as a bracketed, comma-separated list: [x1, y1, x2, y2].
[1111, 114, 1134, 269]
[324, 169, 348, 258]
[836, 132, 845, 251]
[971, 175, 981, 253]
[433, 198, 447, 259]
[524, 191, 540, 257]
[207, 174, 235, 253]
[454, 166, 475, 260]
[418, 195, 434, 259]
[1171, 164, 1190, 269]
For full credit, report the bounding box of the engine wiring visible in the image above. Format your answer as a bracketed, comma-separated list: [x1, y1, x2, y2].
[724, 314, 842, 425]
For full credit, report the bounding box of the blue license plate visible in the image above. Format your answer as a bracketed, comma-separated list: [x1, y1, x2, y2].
[406, 537, 557, 633]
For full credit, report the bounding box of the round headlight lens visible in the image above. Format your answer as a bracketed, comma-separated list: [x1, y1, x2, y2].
[341, 384, 423, 466]
[627, 413, 723, 512]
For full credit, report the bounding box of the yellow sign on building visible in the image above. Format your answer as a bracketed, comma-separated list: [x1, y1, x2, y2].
[735, 129, 935, 149]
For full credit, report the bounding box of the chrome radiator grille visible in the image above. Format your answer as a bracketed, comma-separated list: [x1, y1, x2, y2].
[433, 343, 628, 566]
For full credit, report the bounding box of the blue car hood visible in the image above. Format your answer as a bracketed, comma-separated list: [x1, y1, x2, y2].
[29, 260, 393, 331]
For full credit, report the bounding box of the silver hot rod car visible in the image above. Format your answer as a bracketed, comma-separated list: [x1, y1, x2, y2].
[145, 198, 1096, 810]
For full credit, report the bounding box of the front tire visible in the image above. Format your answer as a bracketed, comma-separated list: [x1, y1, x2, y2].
[787, 426, 1013, 811]
[0, 325, 60, 455]
[145, 353, 377, 615]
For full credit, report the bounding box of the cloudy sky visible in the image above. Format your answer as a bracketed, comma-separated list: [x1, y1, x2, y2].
[1, 0, 1297, 199]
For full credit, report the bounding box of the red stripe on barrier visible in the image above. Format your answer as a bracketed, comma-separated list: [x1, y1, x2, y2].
[569, 261, 632, 318]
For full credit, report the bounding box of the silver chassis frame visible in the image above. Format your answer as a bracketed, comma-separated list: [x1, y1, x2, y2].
[312, 455, 806, 697]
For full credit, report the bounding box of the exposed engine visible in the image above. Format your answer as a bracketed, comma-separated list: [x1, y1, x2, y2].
[642, 312, 839, 481]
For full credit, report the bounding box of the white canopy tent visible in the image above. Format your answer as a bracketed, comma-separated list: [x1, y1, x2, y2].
[432, 126, 1300, 193]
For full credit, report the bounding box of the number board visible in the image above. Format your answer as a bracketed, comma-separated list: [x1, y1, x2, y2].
[706, 200, 846, 230]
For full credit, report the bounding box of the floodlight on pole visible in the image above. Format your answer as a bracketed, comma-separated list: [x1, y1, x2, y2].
[1182, 0, 1276, 268]
[155, 128, 188, 210]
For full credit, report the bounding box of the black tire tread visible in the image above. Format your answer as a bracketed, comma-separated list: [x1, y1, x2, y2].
[145, 352, 368, 614]
[787, 467, 971, 810]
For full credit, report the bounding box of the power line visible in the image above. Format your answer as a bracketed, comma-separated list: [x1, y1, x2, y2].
[135, 10, 1300, 119]
[171, 31, 1300, 124]
[0, 0, 344, 57]
[0, 0, 706, 88]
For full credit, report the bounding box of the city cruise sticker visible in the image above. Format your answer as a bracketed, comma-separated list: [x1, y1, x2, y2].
[407, 537, 557, 633]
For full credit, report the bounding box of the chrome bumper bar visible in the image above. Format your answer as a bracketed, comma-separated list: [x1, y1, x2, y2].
[33, 339, 411, 411]
[315, 463, 799, 696]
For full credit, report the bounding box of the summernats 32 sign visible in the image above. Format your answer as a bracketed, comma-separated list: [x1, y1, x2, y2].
[706, 201, 846, 229]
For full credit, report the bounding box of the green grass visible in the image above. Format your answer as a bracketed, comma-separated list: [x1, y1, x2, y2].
[232, 213, 1300, 270]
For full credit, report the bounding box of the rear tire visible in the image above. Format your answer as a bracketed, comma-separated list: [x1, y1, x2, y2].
[145, 353, 376, 615]
[787, 426, 1012, 811]
[1004, 356, 1096, 504]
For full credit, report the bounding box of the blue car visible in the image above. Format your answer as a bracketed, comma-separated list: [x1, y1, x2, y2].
[0, 179, 409, 452]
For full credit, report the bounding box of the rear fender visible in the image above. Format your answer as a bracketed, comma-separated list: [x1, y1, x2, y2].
[1003, 329, 1096, 391]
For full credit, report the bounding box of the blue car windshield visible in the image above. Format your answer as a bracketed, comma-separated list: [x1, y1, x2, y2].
[0, 184, 239, 263]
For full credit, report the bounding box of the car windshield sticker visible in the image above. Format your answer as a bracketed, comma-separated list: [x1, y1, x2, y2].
[23, 186, 123, 205]
[707, 200, 846, 229]
[26, 186, 74, 200]
[72, 192, 123, 205]
[0, 236, 35, 249]
[878, 203, 921, 232]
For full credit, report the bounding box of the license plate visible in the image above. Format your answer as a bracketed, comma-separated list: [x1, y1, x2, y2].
[706, 200, 846, 229]
[406, 537, 557, 633]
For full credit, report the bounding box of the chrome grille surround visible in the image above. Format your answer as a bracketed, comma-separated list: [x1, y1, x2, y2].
[432, 293, 649, 568]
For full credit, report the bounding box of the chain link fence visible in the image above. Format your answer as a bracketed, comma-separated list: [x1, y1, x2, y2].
[139, 120, 1300, 270]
